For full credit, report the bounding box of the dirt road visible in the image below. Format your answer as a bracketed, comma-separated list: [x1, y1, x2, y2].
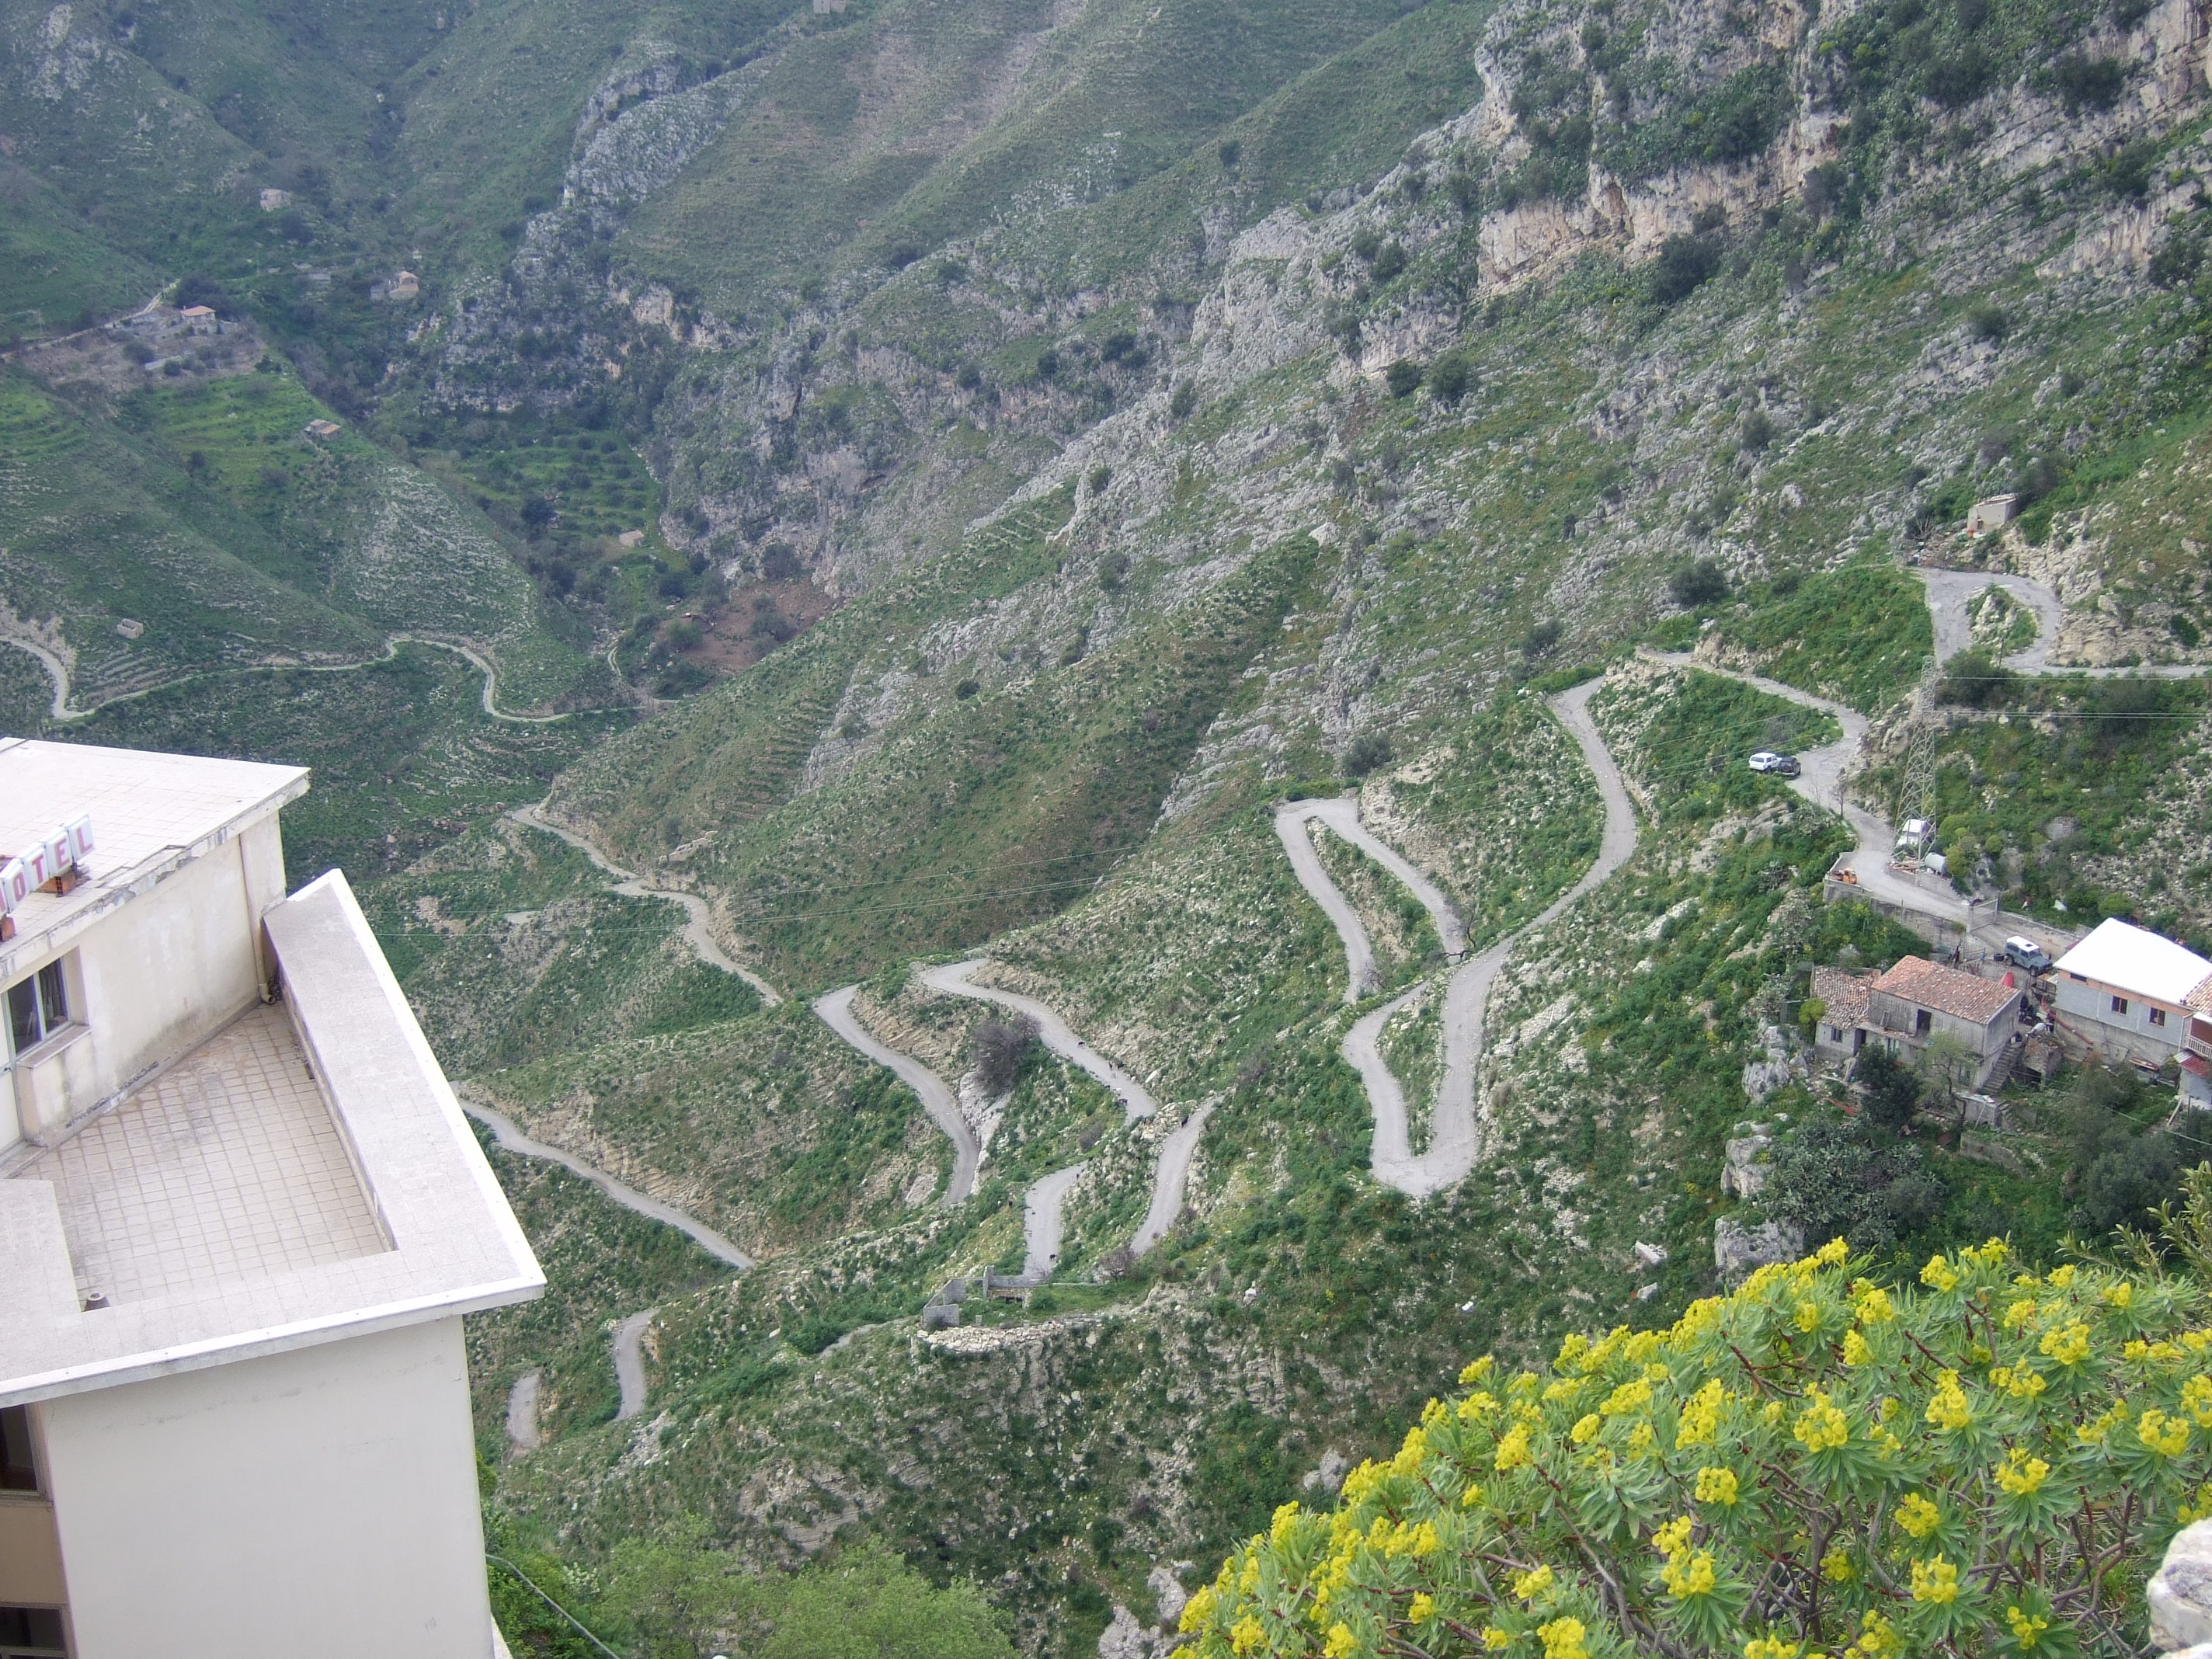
[812, 986, 980, 1205]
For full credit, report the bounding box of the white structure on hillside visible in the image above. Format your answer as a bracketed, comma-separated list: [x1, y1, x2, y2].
[0, 739, 541, 1659]
[2050, 918, 2212, 1069]
[1965, 493, 2020, 537]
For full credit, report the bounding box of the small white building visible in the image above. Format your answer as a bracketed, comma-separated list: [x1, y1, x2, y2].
[1966, 493, 2020, 537]
[2050, 918, 2212, 1069]
[257, 188, 292, 212]
[0, 739, 542, 1659]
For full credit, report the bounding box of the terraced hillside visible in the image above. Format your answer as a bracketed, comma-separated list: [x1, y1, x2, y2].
[9, 0, 2212, 1651]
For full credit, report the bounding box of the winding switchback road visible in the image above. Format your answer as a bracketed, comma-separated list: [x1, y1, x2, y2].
[1285, 680, 1640, 1198]
[464, 1098, 754, 1268]
[812, 986, 981, 1205]
[1634, 565, 2207, 951]
[612, 1309, 658, 1421]
[506, 1370, 542, 1452]
[510, 802, 784, 1006]
[1021, 1163, 1090, 1282]
[920, 960, 1159, 1122]
[1919, 570, 2210, 679]
[808, 962, 1209, 1279]
[465, 1099, 749, 1431]
[1274, 798, 1469, 1000]
[0, 630, 575, 726]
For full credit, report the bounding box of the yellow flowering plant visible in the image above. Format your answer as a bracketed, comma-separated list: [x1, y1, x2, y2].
[1179, 1239, 2209, 1658]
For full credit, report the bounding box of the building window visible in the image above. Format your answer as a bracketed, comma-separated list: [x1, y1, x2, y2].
[2112, 995, 2130, 1017]
[1915, 1009, 1932, 1038]
[0, 1607, 66, 1659]
[4, 963, 68, 1059]
[0, 1407, 33, 1493]
[2151, 1007, 2169, 1028]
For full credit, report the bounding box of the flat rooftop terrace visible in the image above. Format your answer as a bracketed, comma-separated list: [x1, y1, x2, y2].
[0, 738, 308, 986]
[16, 1003, 386, 1309]
[1, 871, 541, 1406]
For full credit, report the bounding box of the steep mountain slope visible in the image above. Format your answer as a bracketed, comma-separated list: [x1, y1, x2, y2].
[457, 0, 2212, 1646]
[10, 0, 2212, 1651]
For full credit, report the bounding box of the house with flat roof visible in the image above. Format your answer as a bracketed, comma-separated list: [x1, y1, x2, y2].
[1853, 955, 2023, 1089]
[2050, 917, 2212, 1069]
[0, 738, 541, 1659]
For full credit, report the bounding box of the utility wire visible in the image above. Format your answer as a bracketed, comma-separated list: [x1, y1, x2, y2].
[486, 1555, 628, 1659]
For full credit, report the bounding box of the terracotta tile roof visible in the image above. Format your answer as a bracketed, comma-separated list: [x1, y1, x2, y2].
[2186, 974, 2212, 1015]
[1813, 967, 1876, 1028]
[1870, 955, 2020, 1026]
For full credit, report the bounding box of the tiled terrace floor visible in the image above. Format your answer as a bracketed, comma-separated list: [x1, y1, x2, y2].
[12, 1004, 387, 1306]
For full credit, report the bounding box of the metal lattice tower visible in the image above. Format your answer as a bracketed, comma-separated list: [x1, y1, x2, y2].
[1894, 655, 1944, 845]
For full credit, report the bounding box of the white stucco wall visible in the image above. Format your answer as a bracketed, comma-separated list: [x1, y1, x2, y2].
[6, 815, 286, 1146]
[37, 1317, 495, 1659]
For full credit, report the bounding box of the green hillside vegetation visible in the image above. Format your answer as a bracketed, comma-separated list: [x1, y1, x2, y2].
[556, 517, 1318, 985]
[1, 360, 605, 709]
[13, 0, 2212, 1647]
[623, 0, 1494, 309]
[0, 168, 160, 337]
[58, 645, 626, 882]
[1713, 562, 1936, 711]
[467, 1129, 736, 1446]
[1897, 669, 2212, 935]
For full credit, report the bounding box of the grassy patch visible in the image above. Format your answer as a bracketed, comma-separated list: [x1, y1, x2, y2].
[1714, 562, 1933, 711]
[60, 645, 628, 885]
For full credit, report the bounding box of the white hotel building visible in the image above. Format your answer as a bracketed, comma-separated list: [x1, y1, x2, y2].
[0, 737, 542, 1659]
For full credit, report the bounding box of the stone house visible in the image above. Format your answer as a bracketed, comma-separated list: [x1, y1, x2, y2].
[177, 305, 217, 335]
[2050, 918, 2212, 1069]
[1862, 955, 2022, 1087]
[1966, 493, 2020, 537]
[1810, 966, 1876, 1066]
[1828, 955, 2022, 1089]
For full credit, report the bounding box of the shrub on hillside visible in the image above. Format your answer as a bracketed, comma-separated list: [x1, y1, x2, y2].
[1760, 1113, 1945, 1252]
[1426, 352, 1476, 405]
[1936, 649, 2020, 708]
[1384, 360, 1424, 398]
[2051, 54, 2129, 112]
[1668, 558, 1730, 609]
[1179, 1237, 2207, 1659]
[1344, 733, 1393, 777]
[1852, 1045, 1926, 1134]
[971, 1016, 1038, 1094]
[1647, 235, 1720, 305]
[1521, 620, 1565, 659]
